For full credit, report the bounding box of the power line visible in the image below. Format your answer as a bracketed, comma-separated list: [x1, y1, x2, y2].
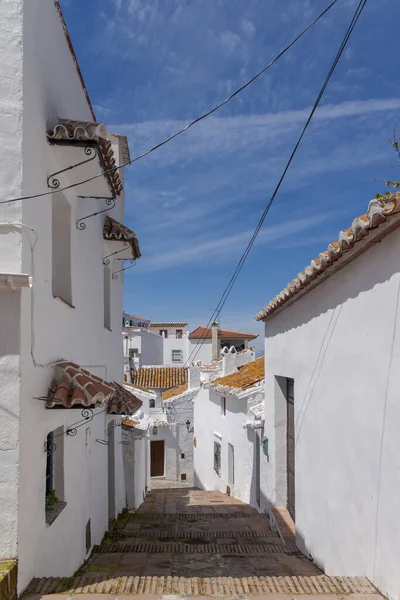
[0, 0, 339, 207]
[186, 0, 367, 366]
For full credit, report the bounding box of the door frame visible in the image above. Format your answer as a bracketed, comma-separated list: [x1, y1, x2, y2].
[150, 439, 165, 477]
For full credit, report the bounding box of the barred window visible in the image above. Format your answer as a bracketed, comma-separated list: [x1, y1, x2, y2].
[214, 441, 221, 477]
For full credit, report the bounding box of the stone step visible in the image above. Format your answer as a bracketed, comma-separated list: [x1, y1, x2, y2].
[23, 574, 378, 596]
[93, 542, 288, 554]
[133, 511, 266, 520]
[109, 528, 279, 539]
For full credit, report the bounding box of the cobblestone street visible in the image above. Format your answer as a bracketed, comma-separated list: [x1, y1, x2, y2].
[24, 488, 384, 599]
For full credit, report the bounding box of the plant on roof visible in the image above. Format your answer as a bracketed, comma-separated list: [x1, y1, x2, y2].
[375, 130, 400, 199]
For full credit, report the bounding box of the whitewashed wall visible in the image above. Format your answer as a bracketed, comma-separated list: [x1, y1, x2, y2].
[263, 226, 400, 600]
[158, 327, 189, 366]
[128, 329, 163, 366]
[189, 339, 212, 365]
[123, 430, 149, 509]
[150, 391, 196, 482]
[0, 0, 128, 592]
[193, 386, 268, 510]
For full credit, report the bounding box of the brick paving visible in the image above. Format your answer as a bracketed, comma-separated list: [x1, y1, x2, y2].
[23, 488, 385, 598]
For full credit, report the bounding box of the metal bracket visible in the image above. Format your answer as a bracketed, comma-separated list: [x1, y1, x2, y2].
[103, 241, 129, 265]
[112, 260, 136, 280]
[47, 146, 98, 190]
[45, 408, 96, 454]
[76, 198, 115, 230]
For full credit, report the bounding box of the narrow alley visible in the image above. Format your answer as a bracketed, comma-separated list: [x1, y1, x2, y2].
[23, 487, 382, 599]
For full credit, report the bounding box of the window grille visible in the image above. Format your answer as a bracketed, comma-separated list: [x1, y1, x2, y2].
[214, 441, 221, 476]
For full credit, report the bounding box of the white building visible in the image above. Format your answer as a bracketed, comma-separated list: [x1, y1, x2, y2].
[189, 322, 259, 364]
[0, 0, 142, 592]
[130, 366, 198, 482]
[149, 322, 189, 365]
[122, 313, 163, 372]
[194, 352, 265, 509]
[256, 194, 400, 600]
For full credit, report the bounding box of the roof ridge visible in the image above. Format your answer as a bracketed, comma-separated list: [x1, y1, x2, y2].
[256, 194, 400, 321]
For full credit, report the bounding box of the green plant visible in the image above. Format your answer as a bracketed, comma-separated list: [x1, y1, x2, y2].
[45, 489, 59, 510]
[375, 130, 400, 198]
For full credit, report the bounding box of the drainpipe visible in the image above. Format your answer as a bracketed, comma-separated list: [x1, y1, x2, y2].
[0, 273, 32, 290]
[211, 321, 219, 360]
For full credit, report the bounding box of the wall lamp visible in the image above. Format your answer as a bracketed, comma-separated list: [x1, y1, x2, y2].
[152, 425, 157, 435]
[186, 420, 194, 433]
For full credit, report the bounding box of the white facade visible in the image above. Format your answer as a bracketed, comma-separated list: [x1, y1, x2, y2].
[149, 323, 189, 366]
[261, 210, 400, 600]
[123, 328, 163, 372]
[194, 351, 266, 509]
[0, 0, 136, 592]
[122, 424, 150, 510]
[149, 387, 197, 483]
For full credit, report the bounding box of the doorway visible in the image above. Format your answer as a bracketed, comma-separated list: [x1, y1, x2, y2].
[151, 440, 165, 477]
[286, 378, 295, 520]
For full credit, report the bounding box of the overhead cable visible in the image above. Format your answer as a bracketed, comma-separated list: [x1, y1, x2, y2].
[185, 0, 367, 366]
[0, 0, 339, 206]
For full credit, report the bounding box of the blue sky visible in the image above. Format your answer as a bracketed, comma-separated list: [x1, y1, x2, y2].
[61, 0, 399, 352]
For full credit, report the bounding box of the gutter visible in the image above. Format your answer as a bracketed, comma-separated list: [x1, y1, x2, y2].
[0, 273, 32, 291]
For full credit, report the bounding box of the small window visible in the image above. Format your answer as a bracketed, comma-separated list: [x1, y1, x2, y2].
[172, 349, 183, 363]
[130, 319, 133, 326]
[149, 398, 156, 408]
[86, 519, 91, 553]
[181, 453, 185, 459]
[160, 330, 168, 338]
[104, 265, 111, 329]
[181, 473, 187, 481]
[52, 192, 72, 305]
[176, 329, 183, 339]
[221, 397, 226, 416]
[214, 441, 221, 477]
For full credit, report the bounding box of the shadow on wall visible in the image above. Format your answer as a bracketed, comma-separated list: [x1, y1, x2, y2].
[266, 232, 400, 336]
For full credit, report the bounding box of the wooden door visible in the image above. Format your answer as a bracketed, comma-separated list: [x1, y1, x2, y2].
[151, 440, 165, 477]
[286, 378, 295, 520]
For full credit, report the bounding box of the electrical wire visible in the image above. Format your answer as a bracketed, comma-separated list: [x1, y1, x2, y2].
[185, 0, 367, 366]
[0, 0, 339, 207]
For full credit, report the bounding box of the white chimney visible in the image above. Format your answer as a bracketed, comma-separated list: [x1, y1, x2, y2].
[188, 362, 201, 389]
[222, 346, 237, 376]
[211, 321, 219, 360]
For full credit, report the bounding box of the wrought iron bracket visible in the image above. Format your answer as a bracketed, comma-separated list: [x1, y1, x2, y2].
[76, 198, 115, 230]
[103, 241, 129, 265]
[112, 260, 136, 280]
[47, 146, 98, 190]
[44, 408, 95, 454]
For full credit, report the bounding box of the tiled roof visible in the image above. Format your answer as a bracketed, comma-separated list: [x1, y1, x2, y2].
[189, 326, 258, 340]
[107, 382, 142, 415]
[131, 366, 188, 390]
[46, 362, 115, 408]
[149, 322, 188, 328]
[204, 358, 264, 395]
[162, 383, 189, 402]
[103, 216, 141, 260]
[47, 120, 123, 196]
[124, 381, 151, 393]
[256, 194, 400, 321]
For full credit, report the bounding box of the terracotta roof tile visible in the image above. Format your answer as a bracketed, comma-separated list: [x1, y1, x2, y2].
[107, 382, 142, 415]
[131, 366, 188, 390]
[204, 358, 264, 394]
[189, 326, 258, 340]
[149, 322, 188, 328]
[256, 194, 400, 321]
[46, 362, 115, 408]
[162, 383, 189, 402]
[47, 120, 123, 196]
[103, 216, 141, 260]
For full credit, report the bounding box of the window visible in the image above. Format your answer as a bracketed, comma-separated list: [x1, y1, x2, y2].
[104, 265, 111, 329]
[52, 192, 72, 305]
[176, 329, 183, 339]
[172, 349, 183, 363]
[160, 330, 168, 338]
[129, 348, 139, 357]
[214, 441, 221, 476]
[45, 427, 66, 526]
[149, 398, 156, 408]
[228, 443, 235, 485]
[130, 319, 133, 326]
[221, 396, 226, 416]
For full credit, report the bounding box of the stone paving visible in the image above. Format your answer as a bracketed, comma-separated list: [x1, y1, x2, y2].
[23, 488, 385, 599]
